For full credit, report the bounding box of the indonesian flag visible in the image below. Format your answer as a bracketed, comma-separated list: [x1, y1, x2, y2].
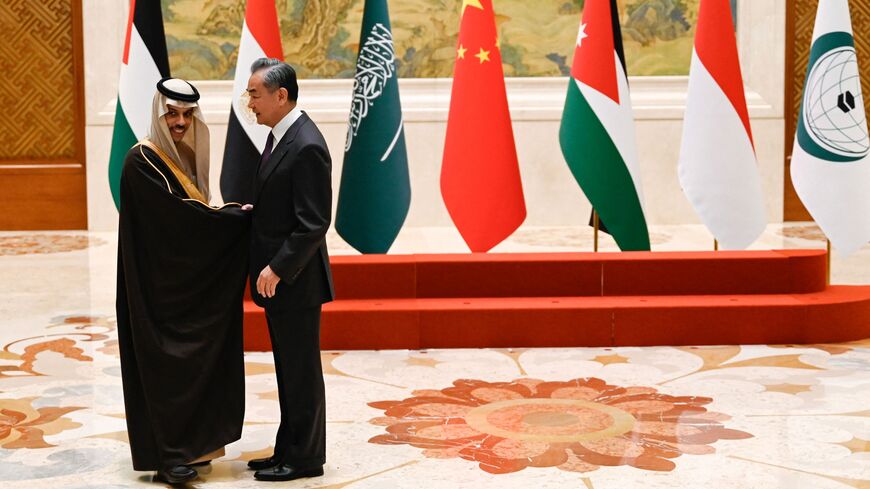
[791, 0, 870, 256]
[440, 0, 526, 253]
[219, 0, 283, 205]
[677, 0, 766, 250]
[108, 0, 169, 209]
[559, 0, 649, 251]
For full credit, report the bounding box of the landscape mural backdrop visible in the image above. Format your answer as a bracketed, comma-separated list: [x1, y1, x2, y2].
[162, 0, 738, 80]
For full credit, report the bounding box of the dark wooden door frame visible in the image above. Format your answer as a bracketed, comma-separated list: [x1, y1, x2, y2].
[784, 0, 811, 221]
[0, 0, 88, 230]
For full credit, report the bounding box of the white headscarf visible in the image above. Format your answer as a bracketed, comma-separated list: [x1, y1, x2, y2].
[148, 78, 211, 202]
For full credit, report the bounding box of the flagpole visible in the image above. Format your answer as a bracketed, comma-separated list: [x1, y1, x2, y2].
[593, 210, 599, 253]
[826, 239, 831, 285]
[714, 239, 719, 251]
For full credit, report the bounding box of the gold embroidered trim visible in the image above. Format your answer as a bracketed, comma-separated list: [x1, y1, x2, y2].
[134, 141, 242, 211]
[137, 139, 208, 204]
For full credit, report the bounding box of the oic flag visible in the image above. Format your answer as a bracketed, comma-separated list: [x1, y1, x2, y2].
[559, 0, 649, 251]
[335, 0, 410, 254]
[791, 0, 870, 256]
[220, 0, 283, 204]
[108, 0, 170, 209]
[440, 0, 526, 253]
[677, 0, 767, 250]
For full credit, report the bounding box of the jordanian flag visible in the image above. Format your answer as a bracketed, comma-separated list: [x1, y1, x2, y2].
[220, 0, 283, 204]
[335, 0, 410, 254]
[791, 0, 870, 256]
[559, 0, 649, 251]
[108, 0, 170, 209]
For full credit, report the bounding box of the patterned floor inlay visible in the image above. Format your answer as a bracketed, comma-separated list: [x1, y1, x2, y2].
[0, 235, 105, 256]
[0, 228, 868, 487]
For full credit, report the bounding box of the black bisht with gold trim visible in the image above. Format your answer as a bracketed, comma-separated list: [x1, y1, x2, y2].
[116, 142, 250, 471]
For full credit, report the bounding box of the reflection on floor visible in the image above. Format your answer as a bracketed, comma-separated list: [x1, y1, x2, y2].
[0, 224, 868, 488]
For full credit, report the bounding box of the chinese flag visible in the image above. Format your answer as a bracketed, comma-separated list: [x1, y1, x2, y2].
[440, 0, 526, 253]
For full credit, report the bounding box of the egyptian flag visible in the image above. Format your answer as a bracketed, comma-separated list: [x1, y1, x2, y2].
[108, 0, 170, 209]
[791, 0, 870, 256]
[440, 0, 526, 253]
[678, 0, 766, 250]
[220, 0, 283, 204]
[559, 0, 649, 251]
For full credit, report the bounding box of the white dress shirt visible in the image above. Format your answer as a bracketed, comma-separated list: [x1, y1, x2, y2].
[270, 106, 303, 144]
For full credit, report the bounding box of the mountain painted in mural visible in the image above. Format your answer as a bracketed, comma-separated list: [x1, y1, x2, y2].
[162, 0, 713, 80]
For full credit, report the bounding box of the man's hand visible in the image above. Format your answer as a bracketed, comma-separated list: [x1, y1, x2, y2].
[257, 265, 280, 298]
[241, 204, 253, 211]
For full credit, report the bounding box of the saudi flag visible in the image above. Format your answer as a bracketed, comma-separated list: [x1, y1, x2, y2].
[108, 0, 170, 209]
[335, 0, 410, 254]
[791, 0, 870, 256]
[559, 0, 649, 251]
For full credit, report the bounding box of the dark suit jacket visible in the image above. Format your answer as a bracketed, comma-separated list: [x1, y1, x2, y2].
[250, 112, 335, 310]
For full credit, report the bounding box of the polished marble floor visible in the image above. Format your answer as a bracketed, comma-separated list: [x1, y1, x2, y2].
[0, 224, 868, 488]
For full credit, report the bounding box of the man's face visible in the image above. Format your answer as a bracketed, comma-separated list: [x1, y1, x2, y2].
[164, 104, 195, 143]
[246, 71, 288, 128]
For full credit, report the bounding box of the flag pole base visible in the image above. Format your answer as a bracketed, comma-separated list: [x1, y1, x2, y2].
[826, 239, 832, 285]
[593, 211, 599, 253]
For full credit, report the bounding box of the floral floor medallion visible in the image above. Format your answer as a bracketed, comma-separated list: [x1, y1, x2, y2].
[0, 235, 105, 256]
[368, 377, 752, 474]
[777, 224, 827, 242]
[0, 397, 83, 449]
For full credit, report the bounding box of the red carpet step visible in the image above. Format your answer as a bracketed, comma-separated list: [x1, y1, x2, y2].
[243, 250, 870, 350]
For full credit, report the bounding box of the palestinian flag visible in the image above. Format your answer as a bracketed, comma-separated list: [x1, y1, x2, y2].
[559, 0, 649, 251]
[791, 0, 870, 256]
[220, 0, 283, 204]
[335, 0, 410, 254]
[108, 0, 169, 209]
[677, 0, 766, 250]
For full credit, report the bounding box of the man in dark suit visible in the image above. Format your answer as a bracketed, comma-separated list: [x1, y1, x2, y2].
[243, 58, 334, 482]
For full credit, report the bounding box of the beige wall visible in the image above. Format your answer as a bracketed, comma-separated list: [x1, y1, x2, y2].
[84, 1, 785, 236]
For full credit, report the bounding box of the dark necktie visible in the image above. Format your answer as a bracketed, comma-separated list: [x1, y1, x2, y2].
[260, 132, 275, 168]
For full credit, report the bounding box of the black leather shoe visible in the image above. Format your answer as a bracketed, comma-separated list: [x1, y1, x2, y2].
[247, 456, 279, 471]
[254, 464, 324, 481]
[154, 465, 197, 484]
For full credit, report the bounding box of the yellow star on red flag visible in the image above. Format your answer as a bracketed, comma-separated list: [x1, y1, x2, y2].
[462, 0, 484, 15]
[457, 44, 467, 59]
[475, 48, 490, 63]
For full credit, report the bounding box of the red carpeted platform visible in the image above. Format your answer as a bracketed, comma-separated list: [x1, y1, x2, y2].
[243, 249, 870, 350]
